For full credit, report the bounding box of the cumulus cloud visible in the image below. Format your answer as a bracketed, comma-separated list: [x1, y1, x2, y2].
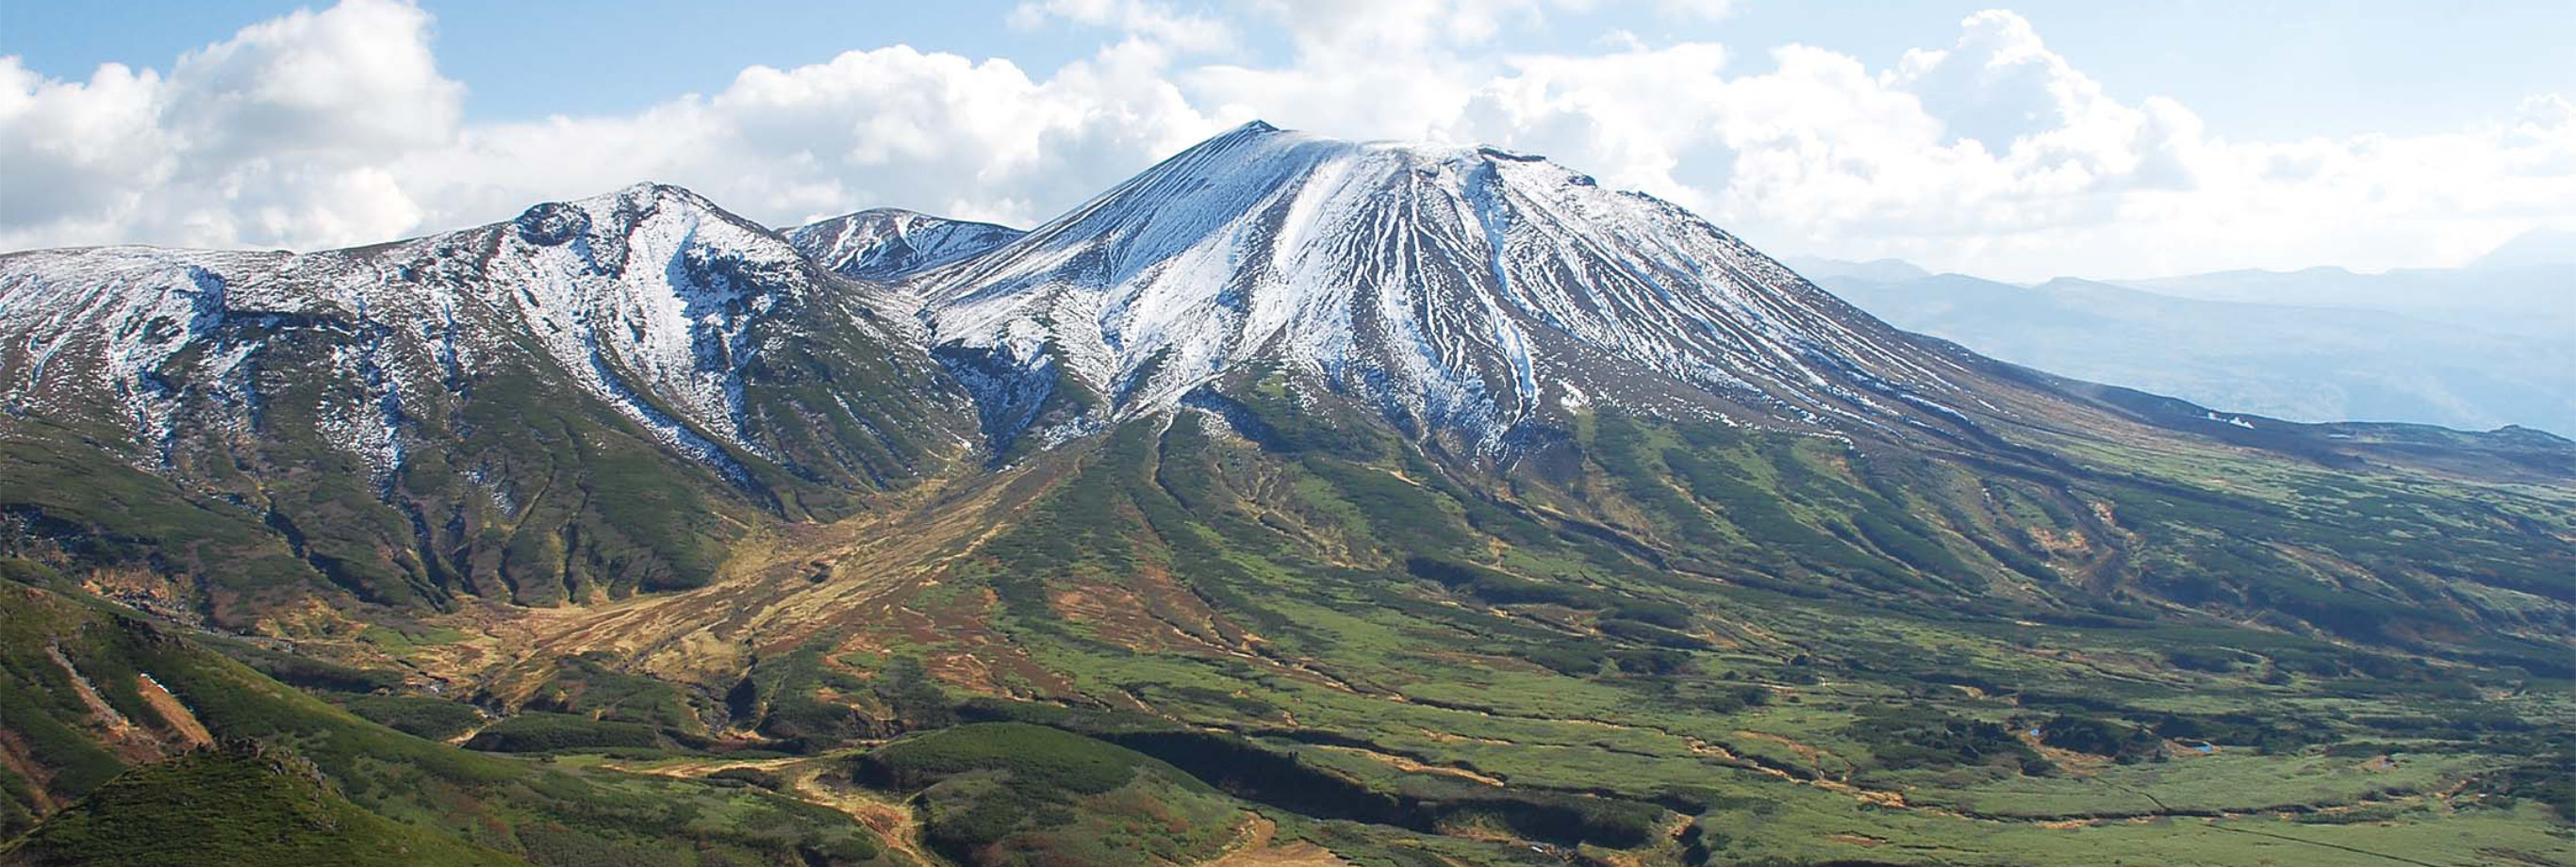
[1181, 5, 2572, 278]
[2, 1, 2568, 280]
[0, 0, 455, 251]
[3, 0, 1236, 249]
[0, 58, 171, 239]
[390, 42, 1226, 231]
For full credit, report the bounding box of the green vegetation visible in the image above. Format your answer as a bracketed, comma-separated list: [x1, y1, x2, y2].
[519, 653, 705, 732]
[2038, 714, 2166, 763]
[881, 406, 2576, 866]
[2468, 757, 2576, 820]
[338, 695, 487, 741]
[6, 336, 2573, 867]
[460, 712, 664, 753]
[0, 581, 901, 866]
[2, 741, 524, 867]
[1844, 705, 2050, 775]
[856, 722, 1152, 793]
[855, 723, 1245, 867]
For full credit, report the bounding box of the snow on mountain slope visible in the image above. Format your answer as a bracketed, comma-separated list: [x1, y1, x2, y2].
[785, 208, 1024, 281]
[912, 121, 1989, 450]
[0, 183, 946, 484]
[0, 124, 2130, 478]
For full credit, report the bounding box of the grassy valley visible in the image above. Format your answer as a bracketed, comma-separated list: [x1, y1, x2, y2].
[8, 368, 2543, 865]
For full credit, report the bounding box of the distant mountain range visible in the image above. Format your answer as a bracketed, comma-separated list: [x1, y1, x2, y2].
[1790, 242, 2576, 435]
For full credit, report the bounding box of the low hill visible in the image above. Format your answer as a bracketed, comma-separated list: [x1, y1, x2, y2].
[3, 740, 524, 867]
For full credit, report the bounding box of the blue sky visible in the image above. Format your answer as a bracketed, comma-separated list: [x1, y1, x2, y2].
[4, 1, 2571, 279]
[9, 1, 2567, 137]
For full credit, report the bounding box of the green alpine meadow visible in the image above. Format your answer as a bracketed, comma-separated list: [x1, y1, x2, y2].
[2, 7, 2570, 865]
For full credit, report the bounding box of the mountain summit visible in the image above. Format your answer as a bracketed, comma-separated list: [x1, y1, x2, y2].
[786, 207, 1024, 281]
[918, 122, 1983, 451]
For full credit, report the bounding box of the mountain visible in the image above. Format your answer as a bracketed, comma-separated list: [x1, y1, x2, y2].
[784, 207, 1024, 281]
[5, 123, 2573, 867]
[2471, 226, 2576, 270]
[919, 122, 2056, 453]
[0, 183, 976, 620]
[2111, 260, 2576, 340]
[1779, 255, 1932, 284]
[1810, 267, 2576, 434]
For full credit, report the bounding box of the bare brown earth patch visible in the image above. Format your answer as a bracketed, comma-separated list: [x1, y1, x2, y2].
[384, 463, 1091, 708]
[0, 731, 63, 812]
[40, 645, 175, 761]
[44, 645, 134, 739]
[1204, 815, 1354, 867]
[133, 673, 212, 747]
[603, 756, 940, 867]
[1315, 745, 1506, 787]
[1733, 729, 1824, 767]
[1048, 565, 1241, 655]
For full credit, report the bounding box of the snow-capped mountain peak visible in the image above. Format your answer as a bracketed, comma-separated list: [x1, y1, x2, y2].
[784, 208, 1025, 282]
[0, 181, 943, 485]
[913, 121, 1981, 450]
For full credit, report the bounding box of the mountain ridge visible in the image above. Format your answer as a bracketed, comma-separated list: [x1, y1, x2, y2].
[784, 206, 1025, 282]
[0, 180, 978, 613]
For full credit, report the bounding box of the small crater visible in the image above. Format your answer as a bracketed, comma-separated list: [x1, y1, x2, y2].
[514, 202, 591, 247]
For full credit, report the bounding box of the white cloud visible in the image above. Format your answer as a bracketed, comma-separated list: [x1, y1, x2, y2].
[1181, 5, 2573, 278]
[0, 58, 172, 240]
[159, 0, 460, 162]
[0, 0, 454, 251]
[1654, 0, 1738, 22]
[1, 0, 1231, 249]
[387, 40, 1229, 232]
[1, 2, 2568, 281]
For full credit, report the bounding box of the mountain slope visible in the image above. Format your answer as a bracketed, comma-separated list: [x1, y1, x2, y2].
[0, 575, 911, 865]
[0, 183, 976, 623]
[2471, 227, 2576, 270]
[3, 741, 526, 867]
